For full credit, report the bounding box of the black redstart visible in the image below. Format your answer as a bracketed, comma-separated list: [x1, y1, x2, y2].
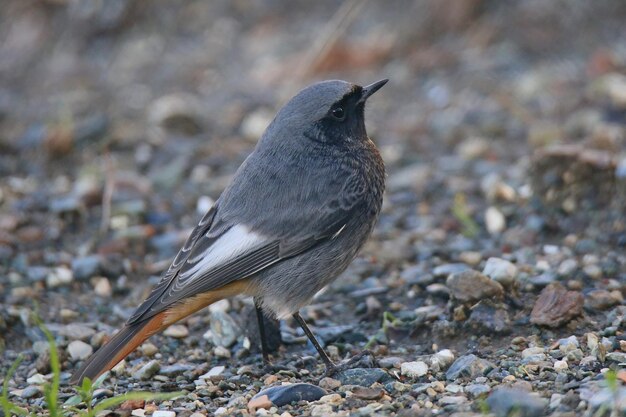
[71, 79, 388, 384]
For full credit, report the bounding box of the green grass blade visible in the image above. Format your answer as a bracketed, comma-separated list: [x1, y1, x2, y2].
[1, 355, 29, 417]
[92, 391, 183, 414]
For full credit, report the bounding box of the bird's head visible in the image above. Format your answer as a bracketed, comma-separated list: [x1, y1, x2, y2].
[261, 79, 388, 149]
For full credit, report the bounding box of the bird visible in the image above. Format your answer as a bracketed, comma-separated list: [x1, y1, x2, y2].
[70, 78, 388, 385]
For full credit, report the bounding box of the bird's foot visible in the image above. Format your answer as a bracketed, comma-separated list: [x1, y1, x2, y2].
[323, 349, 376, 378]
[260, 358, 290, 375]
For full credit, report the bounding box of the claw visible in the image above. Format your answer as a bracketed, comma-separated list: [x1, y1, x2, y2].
[322, 349, 376, 378]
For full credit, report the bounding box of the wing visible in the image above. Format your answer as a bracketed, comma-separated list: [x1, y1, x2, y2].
[127, 195, 360, 325]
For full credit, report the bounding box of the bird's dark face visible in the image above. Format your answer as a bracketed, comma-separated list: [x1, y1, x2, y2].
[262, 79, 388, 150]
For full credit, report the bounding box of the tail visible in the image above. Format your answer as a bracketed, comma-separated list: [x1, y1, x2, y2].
[69, 313, 166, 385]
[69, 280, 250, 385]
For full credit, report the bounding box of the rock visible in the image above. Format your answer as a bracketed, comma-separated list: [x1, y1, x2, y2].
[318, 377, 341, 390]
[530, 283, 583, 327]
[387, 163, 431, 191]
[71, 256, 101, 281]
[557, 259, 578, 276]
[482, 257, 518, 287]
[446, 354, 494, 381]
[335, 368, 390, 387]
[20, 386, 42, 399]
[68, 340, 93, 361]
[400, 361, 428, 378]
[159, 364, 194, 376]
[350, 386, 385, 400]
[199, 366, 225, 380]
[558, 335, 579, 352]
[554, 360, 568, 372]
[119, 399, 145, 410]
[46, 266, 74, 288]
[58, 324, 96, 341]
[94, 277, 112, 297]
[133, 360, 161, 380]
[26, 374, 46, 385]
[585, 289, 620, 310]
[521, 347, 545, 359]
[141, 343, 158, 356]
[152, 412, 175, 417]
[252, 383, 326, 407]
[587, 385, 626, 414]
[446, 270, 504, 303]
[486, 388, 548, 417]
[241, 109, 274, 141]
[378, 356, 403, 369]
[465, 383, 490, 398]
[433, 263, 471, 278]
[148, 93, 204, 136]
[606, 352, 626, 363]
[467, 300, 511, 334]
[248, 395, 272, 412]
[485, 206, 506, 234]
[205, 311, 241, 348]
[430, 349, 455, 371]
[439, 395, 468, 405]
[163, 325, 189, 338]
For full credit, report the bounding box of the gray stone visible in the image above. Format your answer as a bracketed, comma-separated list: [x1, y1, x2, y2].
[159, 364, 194, 376]
[58, 324, 96, 341]
[72, 255, 101, 281]
[378, 356, 403, 369]
[46, 266, 73, 288]
[67, 340, 93, 360]
[335, 368, 390, 387]
[465, 383, 491, 398]
[606, 352, 626, 363]
[430, 349, 455, 371]
[20, 386, 42, 399]
[133, 360, 161, 380]
[446, 354, 494, 381]
[486, 388, 548, 417]
[482, 257, 518, 287]
[206, 311, 241, 348]
[433, 263, 471, 278]
[467, 300, 511, 334]
[400, 361, 428, 378]
[252, 383, 326, 406]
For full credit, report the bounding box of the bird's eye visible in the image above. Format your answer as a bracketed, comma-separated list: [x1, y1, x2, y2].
[331, 106, 346, 121]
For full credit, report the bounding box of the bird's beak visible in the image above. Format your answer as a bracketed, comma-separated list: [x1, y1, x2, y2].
[358, 79, 389, 104]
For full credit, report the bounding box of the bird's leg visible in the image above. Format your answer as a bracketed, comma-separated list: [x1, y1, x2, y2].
[293, 311, 377, 377]
[292, 311, 336, 372]
[254, 297, 271, 365]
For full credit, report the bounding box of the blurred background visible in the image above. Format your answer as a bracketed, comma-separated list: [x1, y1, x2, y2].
[1, 0, 625, 398]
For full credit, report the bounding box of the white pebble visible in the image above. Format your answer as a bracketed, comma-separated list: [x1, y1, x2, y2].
[401, 361, 429, 378]
[483, 257, 518, 287]
[46, 267, 73, 288]
[554, 360, 568, 372]
[163, 325, 189, 338]
[200, 366, 225, 379]
[485, 206, 506, 234]
[94, 277, 112, 297]
[68, 340, 93, 361]
[152, 411, 176, 417]
[431, 349, 455, 371]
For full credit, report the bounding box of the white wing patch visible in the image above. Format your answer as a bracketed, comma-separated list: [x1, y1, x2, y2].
[180, 224, 265, 280]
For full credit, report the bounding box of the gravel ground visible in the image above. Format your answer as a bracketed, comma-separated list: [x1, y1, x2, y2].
[1, 1, 625, 416]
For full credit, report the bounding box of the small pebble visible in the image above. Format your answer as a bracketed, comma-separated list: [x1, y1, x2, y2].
[152, 411, 176, 417]
[164, 325, 189, 338]
[68, 340, 93, 361]
[401, 361, 429, 378]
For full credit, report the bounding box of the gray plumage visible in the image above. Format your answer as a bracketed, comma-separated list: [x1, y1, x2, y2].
[71, 79, 386, 384]
[131, 79, 386, 321]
